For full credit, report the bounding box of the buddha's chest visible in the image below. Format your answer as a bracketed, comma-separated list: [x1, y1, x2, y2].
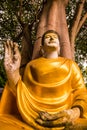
[30, 61, 71, 84]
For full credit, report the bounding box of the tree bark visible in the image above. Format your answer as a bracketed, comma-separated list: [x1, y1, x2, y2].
[32, 0, 72, 59]
[20, 24, 33, 76]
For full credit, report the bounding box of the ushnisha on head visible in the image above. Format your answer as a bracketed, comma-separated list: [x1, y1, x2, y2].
[40, 30, 60, 58]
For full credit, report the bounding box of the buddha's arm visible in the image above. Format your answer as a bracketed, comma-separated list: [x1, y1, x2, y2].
[4, 40, 21, 88]
[0, 40, 21, 116]
[71, 61, 87, 117]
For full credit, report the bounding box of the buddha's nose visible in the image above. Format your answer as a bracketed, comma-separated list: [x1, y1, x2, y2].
[50, 37, 54, 40]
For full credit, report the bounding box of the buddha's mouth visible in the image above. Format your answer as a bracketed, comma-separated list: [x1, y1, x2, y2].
[48, 41, 56, 44]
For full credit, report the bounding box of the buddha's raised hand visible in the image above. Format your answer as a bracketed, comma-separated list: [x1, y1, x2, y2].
[4, 40, 21, 87]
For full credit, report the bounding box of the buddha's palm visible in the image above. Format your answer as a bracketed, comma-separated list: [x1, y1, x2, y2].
[4, 40, 21, 87]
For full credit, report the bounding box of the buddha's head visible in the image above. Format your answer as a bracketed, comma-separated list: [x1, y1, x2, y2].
[41, 30, 60, 55]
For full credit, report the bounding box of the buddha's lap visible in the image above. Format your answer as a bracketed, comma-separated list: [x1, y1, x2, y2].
[0, 115, 64, 130]
[0, 115, 87, 130]
[0, 115, 33, 130]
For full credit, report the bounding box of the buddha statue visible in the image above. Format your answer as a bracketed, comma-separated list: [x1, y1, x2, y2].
[0, 30, 87, 130]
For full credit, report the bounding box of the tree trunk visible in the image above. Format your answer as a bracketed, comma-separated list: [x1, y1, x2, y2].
[32, 0, 72, 59]
[20, 24, 33, 76]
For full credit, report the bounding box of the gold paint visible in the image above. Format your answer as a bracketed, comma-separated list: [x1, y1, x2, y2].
[0, 57, 87, 129]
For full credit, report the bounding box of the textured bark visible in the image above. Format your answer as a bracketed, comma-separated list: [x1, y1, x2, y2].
[76, 13, 87, 35]
[20, 25, 33, 76]
[32, 0, 72, 59]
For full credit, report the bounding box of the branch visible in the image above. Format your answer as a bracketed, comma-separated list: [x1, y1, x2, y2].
[64, 0, 69, 6]
[16, 0, 24, 27]
[76, 13, 87, 35]
[70, 0, 85, 40]
[16, 14, 24, 27]
[13, 30, 23, 41]
[31, 1, 44, 27]
[19, 0, 23, 17]
[69, 0, 86, 59]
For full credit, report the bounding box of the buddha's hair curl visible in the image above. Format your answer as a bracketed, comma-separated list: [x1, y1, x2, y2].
[41, 30, 60, 45]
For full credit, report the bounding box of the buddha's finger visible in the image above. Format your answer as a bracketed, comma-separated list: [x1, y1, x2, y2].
[40, 110, 68, 121]
[4, 42, 8, 58]
[4, 40, 11, 59]
[39, 111, 59, 121]
[6, 40, 13, 57]
[13, 42, 19, 54]
[13, 42, 21, 61]
[36, 116, 69, 127]
[36, 118, 54, 127]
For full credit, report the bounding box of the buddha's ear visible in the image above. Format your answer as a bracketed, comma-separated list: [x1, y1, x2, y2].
[39, 45, 45, 56]
[58, 46, 60, 55]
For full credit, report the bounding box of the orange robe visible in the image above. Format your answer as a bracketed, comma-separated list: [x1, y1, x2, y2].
[0, 57, 87, 130]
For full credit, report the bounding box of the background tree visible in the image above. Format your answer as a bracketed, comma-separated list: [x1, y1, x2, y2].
[0, 0, 87, 88]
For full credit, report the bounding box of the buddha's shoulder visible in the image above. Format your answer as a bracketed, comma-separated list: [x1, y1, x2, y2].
[61, 58, 79, 70]
[25, 57, 44, 68]
[26, 57, 77, 67]
[56, 57, 75, 64]
[28, 57, 45, 64]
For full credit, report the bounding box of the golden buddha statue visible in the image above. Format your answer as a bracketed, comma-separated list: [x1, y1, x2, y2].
[0, 30, 87, 130]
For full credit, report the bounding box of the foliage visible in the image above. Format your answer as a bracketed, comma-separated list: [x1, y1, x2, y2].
[75, 26, 87, 84]
[0, 0, 87, 87]
[0, 0, 43, 87]
[0, 0, 43, 42]
[0, 60, 7, 88]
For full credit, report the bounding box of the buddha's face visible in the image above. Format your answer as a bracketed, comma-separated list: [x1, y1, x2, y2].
[44, 32, 60, 49]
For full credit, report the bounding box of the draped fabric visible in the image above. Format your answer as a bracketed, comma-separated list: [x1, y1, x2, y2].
[17, 57, 87, 129]
[0, 57, 87, 130]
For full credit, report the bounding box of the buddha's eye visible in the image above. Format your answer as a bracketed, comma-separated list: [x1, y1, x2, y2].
[45, 36, 50, 39]
[52, 35, 58, 38]
[55, 36, 57, 38]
